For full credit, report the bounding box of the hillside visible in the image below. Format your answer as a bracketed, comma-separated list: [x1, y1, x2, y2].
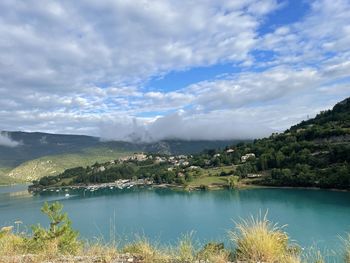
[6, 147, 133, 182]
[231, 96, 350, 189]
[31, 96, 350, 190]
[0, 131, 241, 183]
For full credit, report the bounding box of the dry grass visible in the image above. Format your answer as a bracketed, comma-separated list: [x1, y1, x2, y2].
[229, 212, 300, 263]
[0, 225, 120, 263]
[84, 242, 120, 262]
[123, 236, 170, 263]
[0, 229, 25, 256]
[301, 246, 328, 263]
[197, 245, 231, 263]
[173, 232, 197, 262]
[342, 233, 350, 263]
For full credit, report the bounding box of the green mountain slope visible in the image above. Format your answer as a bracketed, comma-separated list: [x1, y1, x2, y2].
[0, 132, 135, 168]
[231, 97, 350, 189]
[0, 131, 243, 183]
[6, 147, 132, 182]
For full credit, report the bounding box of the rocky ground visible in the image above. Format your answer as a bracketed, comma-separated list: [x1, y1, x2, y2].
[0, 254, 236, 263]
[0, 254, 141, 263]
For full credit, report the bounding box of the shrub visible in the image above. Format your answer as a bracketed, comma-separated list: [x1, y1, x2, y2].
[123, 236, 169, 263]
[197, 242, 231, 263]
[199, 185, 208, 191]
[27, 201, 81, 255]
[229, 213, 300, 262]
[175, 232, 196, 263]
[0, 226, 26, 256]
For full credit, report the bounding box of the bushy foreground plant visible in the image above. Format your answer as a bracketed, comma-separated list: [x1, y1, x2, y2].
[0, 226, 26, 256]
[197, 242, 231, 263]
[229, 213, 300, 263]
[123, 236, 170, 263]
[26, 201, 81, 255]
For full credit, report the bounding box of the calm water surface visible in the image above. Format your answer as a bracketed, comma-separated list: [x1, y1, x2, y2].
[1, 185, 350, 260]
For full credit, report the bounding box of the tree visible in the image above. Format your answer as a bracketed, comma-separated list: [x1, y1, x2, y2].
[275, 151, 285, 168]
[258, 154, 268, 170]
[28, 202, 81, 254]
[227, 176, 238, 189]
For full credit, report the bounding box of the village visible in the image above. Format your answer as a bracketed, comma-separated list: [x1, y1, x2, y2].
[30, 146, 263, 193]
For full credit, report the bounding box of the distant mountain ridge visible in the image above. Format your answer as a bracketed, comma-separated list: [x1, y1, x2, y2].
[0, 131, 244, 164]
[0, 131, 244, 183]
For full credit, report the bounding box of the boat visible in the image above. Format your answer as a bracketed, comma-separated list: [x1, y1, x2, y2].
[65, 193, 70, 197]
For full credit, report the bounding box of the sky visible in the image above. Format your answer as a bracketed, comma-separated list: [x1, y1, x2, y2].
[0, 0, 349, 144]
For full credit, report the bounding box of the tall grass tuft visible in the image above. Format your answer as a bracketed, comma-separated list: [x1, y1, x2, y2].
[174, 232, 197, 262]
[197, 242, 231, 263]
[342, 233, 350, 263]
[229, 212, 300, 263]
[84, 238, 119, 262]
[123, 235, 170, 263]
[0, 226, 26, 256]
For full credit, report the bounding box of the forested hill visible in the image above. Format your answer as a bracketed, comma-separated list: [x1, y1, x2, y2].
[232, 96, 350, 189]
[289, 97, 350, 136]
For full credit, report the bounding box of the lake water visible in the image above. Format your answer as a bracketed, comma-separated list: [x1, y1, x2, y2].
[1, 185, 350, 261]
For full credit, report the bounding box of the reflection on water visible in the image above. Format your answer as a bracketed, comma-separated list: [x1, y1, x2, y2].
[1, 185, 350, 262]
[0, 184, 29, 194]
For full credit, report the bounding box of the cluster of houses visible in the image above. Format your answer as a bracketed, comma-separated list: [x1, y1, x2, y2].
[118, 153, 148, 162]
[116, 153, 192, 167]
[93, 150, 258, 180]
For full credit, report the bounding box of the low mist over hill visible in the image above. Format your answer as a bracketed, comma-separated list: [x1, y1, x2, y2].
[0, 131, 244, 183]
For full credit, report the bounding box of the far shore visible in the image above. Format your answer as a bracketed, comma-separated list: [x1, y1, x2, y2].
[25, 179, 350, 194]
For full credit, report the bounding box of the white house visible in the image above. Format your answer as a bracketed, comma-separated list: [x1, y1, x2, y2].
[241, 153, 256, 163]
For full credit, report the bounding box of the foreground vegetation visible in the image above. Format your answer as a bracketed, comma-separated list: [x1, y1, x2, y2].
[1, 202, 350, 262]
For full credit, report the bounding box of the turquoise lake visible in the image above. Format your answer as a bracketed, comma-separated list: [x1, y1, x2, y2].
[1, 185, 350, 261]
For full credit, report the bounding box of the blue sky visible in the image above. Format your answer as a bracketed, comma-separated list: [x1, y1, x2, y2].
[0, 0, 349, 144]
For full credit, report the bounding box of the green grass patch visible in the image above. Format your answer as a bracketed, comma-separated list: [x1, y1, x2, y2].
[193, 166, 234, 177]
[188, 176, 228, 187]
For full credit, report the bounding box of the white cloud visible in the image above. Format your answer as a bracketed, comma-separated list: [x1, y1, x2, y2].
[0, 0, 277, 94]
[0, 0, 349, 141]
[0, 133, 20, 147]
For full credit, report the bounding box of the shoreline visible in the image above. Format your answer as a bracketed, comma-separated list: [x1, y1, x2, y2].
[26, 180, 350, 194]
[252, 184, 350, 192]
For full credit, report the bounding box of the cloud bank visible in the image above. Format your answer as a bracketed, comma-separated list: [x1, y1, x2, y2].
[0, 0, 349, 141]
